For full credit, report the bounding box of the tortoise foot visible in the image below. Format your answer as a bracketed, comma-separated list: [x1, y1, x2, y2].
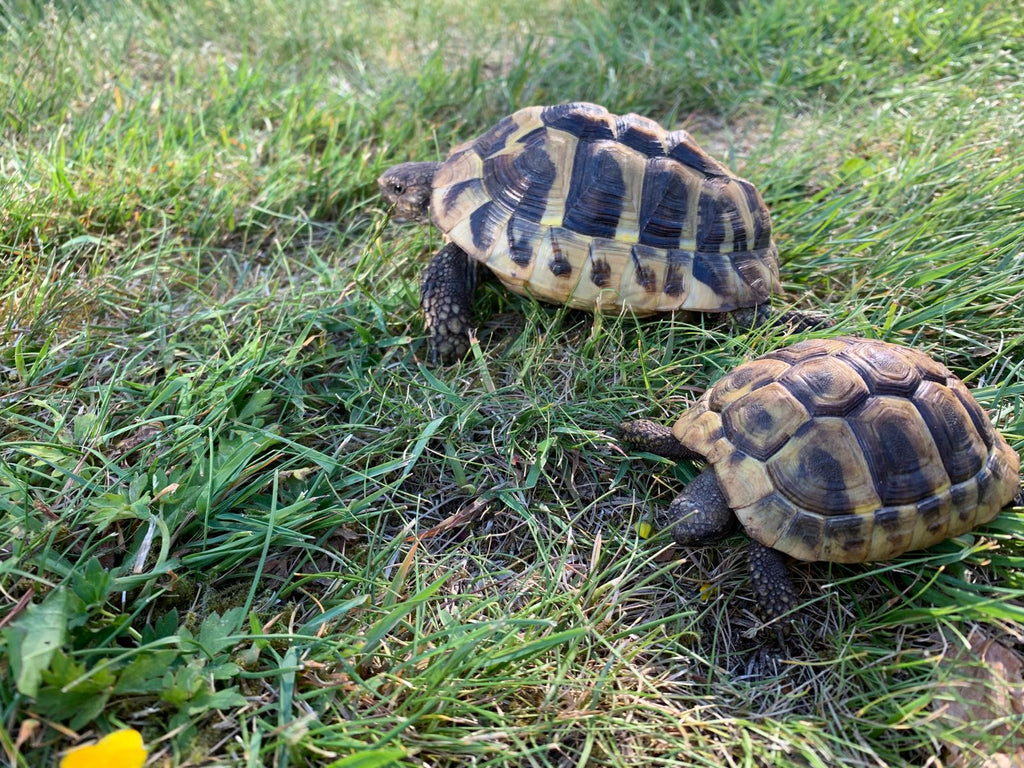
[748, 540, 799, 627]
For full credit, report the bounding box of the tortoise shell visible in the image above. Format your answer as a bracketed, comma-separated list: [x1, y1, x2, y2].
[672, 337, 1020, 563]
[429, 102, 780, 315]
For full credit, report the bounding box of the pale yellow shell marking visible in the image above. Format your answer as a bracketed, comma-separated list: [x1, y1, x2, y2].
[603, 141, 646, 244]
[680, 166, 705, 252]
[539, 131, 579, 226]
[706, 358, 791, 413]
[484, 217, 529, 287]
[721, 382, 812, 460]
[712, 450, 776, 510]
[431, 146, 481, 191]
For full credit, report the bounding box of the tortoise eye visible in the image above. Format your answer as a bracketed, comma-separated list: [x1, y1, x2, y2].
[392, 183, 406, 195]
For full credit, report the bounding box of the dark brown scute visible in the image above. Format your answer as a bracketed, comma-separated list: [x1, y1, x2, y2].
[949, 480, 977, 518]
[874, 507, 904, 532]
[513, 125, 548, 148]
[951, 385, 996, 450]
[691, 252, 730, 296]
[765, 335, 843, 364]
[849, 398, 942, 506]
[468, 202, 502, 251]
[840, 343, 922, 396]
[785, 509, 826, 554]
[765, 422, 857, 514]
[708, 362, 783, 412]
[913, 383, 985, 483]
[916, 494, 945, 534]
[731, 250, 774, 301]
[473, 115, 520, 158]
[974, 466, 994, 506]
[779, 357, 870, 418]
[482, 141, 556, 223]
[483, 153, 529, 208]
[441, 179, 483, 216]
[616, 118, 667, 156]
[549, 249, 573, 277]
[637, 160, 690, 249]
[562, 144, 627, 239]
[796, 443, 849, 495]
[726, 401, 777, 458]
[541, 103, 615, 141]
[823, 514, 868, 553]
[722, 384, 808, 462]
[667, 139, 722, 177]
[696, 178, 736, 252]
[739, 180, 773, 250]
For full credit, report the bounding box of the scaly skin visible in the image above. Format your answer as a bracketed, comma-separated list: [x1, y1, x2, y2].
[661, 467, 738, 544]
[419, 242, 477, 364]
[618, 419, 701, 462]
[732, 303, 833, 333]
[377, 161, 440, 221]
[669, 469, 799, 625]
[748, 540, 799, 624]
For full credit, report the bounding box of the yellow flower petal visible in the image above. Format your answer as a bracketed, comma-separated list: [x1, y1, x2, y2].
[636, 521, 654, 540]
[60, 728, 147, 768]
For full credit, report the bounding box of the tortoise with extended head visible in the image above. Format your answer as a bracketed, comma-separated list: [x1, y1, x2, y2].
[621, 336, 1020, 623]
[378, 102, 824, 363]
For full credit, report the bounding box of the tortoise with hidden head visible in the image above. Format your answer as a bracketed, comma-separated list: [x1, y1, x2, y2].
[378, 102, 825, 363]
[620, 336, 1020, 623]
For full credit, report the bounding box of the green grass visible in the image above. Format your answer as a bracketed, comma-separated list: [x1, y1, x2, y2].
[2, 0, 1023, 765]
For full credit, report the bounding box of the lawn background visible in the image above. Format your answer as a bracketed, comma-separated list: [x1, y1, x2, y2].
[1, 0, 1022, 765]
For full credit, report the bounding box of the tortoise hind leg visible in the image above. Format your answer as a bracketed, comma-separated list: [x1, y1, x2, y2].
[733, 303, 833, 332]
[748, 540, 799, 624]
[421, 242, 477, 364]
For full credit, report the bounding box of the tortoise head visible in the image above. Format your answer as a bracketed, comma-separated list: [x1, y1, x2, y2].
[377, 161, 440, 222]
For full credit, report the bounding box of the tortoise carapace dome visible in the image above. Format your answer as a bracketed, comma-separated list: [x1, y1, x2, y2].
[429, 102, 780, 315]
[672, 336, 1020, 563]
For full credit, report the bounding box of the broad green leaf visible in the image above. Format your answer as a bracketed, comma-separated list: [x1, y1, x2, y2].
[35, 651, 116, 729]
[114, 651, 180, 694]
[6, 587, 69, 696]
[85, 492, 150, 529]
[184, 685, 248, 715]
[237, 389, 275, 421]
[71, 557, 115, 607]
[160, 666, 206, 707]
[194, 606, 247, 658]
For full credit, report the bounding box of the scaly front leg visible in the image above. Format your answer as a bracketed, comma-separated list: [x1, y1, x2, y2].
[421, 242, 477, 364]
